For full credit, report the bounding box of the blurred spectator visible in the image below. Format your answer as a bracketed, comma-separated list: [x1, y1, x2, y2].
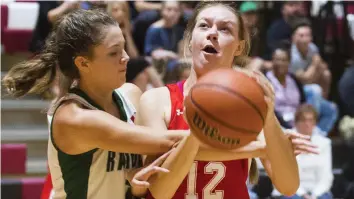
[290, 20, 332, 98]
[265, 1, 304, 59]
[241, 1, 274, 72]
[338, 65, 354, 117]
[80, 1, 106, 10]
[240, 1, 260, 57]
[266, 42, 337, 134]
[275, 104, 333, 199]
[107, 1, 163, 91]
[144, 1, 184, 73]
[131, 1, 162, 54]
[134, 0, 162, 13]
[29, 1, 79, 53]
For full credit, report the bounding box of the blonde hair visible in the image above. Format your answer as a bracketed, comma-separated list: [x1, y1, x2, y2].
[182, 1, 251, 67]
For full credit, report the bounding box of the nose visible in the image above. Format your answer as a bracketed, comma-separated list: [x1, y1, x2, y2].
[120, 50, 130, 64]
[206, 25, 218, 41]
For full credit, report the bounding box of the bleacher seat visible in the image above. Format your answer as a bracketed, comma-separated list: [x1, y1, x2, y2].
[1, 2, 39, 53]
[1, 4, 9, 44]
[1, 177, 45, 199]
[1, 144, 27, 174]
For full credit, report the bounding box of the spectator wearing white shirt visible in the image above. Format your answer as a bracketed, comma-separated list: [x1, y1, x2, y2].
[276, 104, 333, 199]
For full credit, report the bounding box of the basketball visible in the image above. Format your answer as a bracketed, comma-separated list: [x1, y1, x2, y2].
[184, 68, 268, 150]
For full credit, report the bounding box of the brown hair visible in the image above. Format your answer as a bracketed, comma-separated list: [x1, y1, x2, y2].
[182, 1, 251, 67]
[295, 104, 318, 123]
[182, 1, 256, 183]
[2, 9, 118, 99]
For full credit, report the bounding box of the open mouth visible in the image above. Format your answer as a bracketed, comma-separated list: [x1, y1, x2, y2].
[202, 45, 218, 54]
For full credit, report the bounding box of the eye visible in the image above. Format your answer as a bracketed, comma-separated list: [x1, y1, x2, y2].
[198, 22, 208, 29]
[109, 52, 118, 56]
[220, 27, 230, 33]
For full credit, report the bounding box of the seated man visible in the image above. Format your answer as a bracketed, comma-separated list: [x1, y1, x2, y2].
[290, 19, 331, 98]
[274, 104, 334, 199]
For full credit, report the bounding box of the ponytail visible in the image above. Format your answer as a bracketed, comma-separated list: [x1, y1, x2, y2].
[249, 158, 259, 184]
[2, 33, 58, 98]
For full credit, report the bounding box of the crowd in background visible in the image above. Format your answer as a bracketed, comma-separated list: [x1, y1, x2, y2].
[20, 1, 354, 199]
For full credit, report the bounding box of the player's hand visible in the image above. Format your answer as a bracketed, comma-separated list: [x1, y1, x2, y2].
[233, 68, 275, 122]
[129, 150, 173, 188]
[284, 130, 319, 156]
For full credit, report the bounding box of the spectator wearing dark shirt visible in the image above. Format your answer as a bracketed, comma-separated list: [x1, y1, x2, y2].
[144, 1, 184, 72]
[131, 1, 162, 54]
[339, 65, 354, 117]
[265, 1, 304, 60]
[108, 1, 163, 92]
[29, 1, 79, 53]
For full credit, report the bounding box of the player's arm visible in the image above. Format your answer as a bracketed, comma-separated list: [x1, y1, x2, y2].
[52, 100, 184, 156]
[137, 87, 200, 199]
[259, 115, 300, 196]
[138, 88, 267, 198]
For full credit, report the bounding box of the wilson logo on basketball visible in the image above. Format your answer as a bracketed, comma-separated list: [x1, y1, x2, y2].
[192, 112, 240, 146]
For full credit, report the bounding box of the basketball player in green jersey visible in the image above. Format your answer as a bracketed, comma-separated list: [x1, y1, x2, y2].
[2, 9, 184, 199]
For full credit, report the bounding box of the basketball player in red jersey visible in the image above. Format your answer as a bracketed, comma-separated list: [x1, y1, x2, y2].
[138, 2, 318, 199]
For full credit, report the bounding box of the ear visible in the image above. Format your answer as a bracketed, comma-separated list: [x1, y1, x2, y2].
[234, 40, 246, 56]
[74, 56, 90, 73]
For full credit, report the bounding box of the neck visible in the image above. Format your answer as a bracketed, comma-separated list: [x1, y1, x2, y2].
[78, 80, 114, 111]
[275, 72, 286, 86]
[184, 68, 198, 97]
[297, 43, 308, 57]
[163, 19, 174, 28]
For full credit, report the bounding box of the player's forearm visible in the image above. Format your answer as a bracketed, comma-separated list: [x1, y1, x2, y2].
[149, 134, 199, 199]
[263, 114, 299, 196]
[196, 140, 265, 161]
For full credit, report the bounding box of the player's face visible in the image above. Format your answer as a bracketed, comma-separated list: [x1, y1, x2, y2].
[295, 113, 316, 136]
[87, 25, 129, 90]
[190, 5, 243, 76]
[272, 49, 289, 76]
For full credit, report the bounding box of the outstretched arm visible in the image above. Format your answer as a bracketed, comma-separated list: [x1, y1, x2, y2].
[138, 87, 267, 198]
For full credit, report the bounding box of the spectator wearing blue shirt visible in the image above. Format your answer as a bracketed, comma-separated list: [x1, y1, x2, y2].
[144, 1, 184, 72]
[265, 1, 304, 60]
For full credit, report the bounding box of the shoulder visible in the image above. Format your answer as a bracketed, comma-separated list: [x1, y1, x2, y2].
[117, 83, 142, 109]
[53, 101, 88, 129]
[151, 19, 164, 28]
[309, 42, 319, 53]
[267, 19, 287, 34]
[146, 25, 160, 36]
[140, 87, 170, 107]
[119, 83, 142, 99]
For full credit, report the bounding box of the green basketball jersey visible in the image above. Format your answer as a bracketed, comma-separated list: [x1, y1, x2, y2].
[47, 88, 142, 199]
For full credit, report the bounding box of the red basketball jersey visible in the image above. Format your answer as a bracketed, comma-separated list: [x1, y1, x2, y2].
[147, 81, 250, 199]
